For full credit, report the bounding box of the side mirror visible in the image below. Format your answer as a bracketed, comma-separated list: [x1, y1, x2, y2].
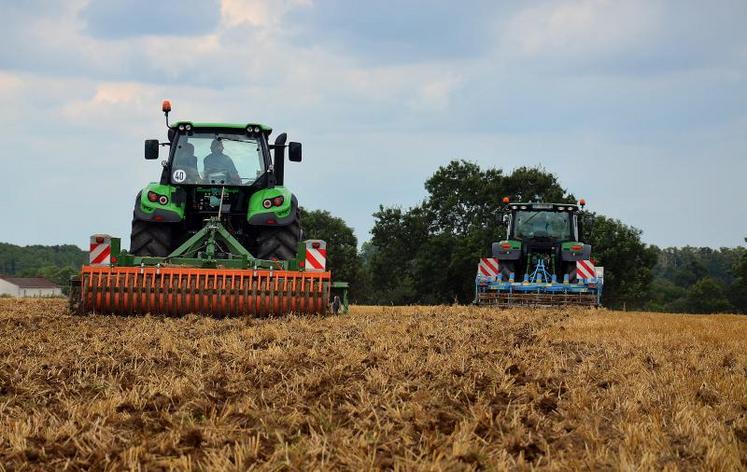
[288, 142, 302, 162]
[144, 139, 159, 160]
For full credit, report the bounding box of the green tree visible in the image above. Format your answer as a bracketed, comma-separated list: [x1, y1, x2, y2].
[502, 166, 576, 204]
[423, 161, 574, 238]
[366, 161, 578, 304]
[729, 238, 747, 313]
[647, 244, 747, 313]
[588, 215, 658, 309]
[299, 208, 366, 302]
[0, 243, 86, 296]
[423, 160, 503, 236]
[643, 278, 688, 312]
[367, 206, 429, 304]
[0, 243, 86, 276]
[683, 277, 733, 314]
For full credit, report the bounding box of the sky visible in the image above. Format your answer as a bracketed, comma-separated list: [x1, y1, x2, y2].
[1, 0, 745, 249]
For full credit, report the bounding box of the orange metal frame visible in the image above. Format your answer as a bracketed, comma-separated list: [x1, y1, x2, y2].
[79, 265, 331, 316]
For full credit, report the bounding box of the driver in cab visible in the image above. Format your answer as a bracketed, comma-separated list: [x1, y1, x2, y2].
[203, 139, 241, 184]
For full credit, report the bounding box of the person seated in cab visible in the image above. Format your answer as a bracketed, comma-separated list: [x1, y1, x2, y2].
[203, 139, 241, 185]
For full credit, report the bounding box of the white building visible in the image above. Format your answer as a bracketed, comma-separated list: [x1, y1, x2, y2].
[0, 276, 63, 297]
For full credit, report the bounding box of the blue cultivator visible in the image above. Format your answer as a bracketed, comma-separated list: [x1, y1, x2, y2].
[475, 258, 603, 307]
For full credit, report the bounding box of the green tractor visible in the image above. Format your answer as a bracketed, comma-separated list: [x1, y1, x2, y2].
[131, 100, 303, 260]
[70, 100, 348, 317]
[475, 199, 603, 306]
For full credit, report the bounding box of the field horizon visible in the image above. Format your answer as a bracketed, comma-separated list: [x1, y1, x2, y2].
[1, 299, 746, 470]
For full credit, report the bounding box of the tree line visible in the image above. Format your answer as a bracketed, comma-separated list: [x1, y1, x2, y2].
[645, 245, 746, 313]
[0, 243, 85, 294]
[1, 160, 745, 312]
[303, 161, 746, 313]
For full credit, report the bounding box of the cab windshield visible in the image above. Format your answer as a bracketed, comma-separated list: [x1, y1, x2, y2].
[170, 132, 266, 186]
[513, 210, 573, 240]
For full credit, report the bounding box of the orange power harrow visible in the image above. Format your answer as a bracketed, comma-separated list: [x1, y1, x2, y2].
[74, 266, 330, 316]
[70, 220, 344, 316]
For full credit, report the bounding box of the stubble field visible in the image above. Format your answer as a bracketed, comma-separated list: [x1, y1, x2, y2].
[0, 298, 746, 470]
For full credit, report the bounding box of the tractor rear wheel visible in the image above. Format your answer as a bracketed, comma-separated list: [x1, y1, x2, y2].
[255, 211, 302, 260]
[130, 218, 174, 257]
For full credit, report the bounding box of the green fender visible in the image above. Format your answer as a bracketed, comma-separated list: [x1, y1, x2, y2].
[560, 241, 592, 261]
[492, 240, 522, 260]
[247, 186, 297, 226]
[133, 183, 185, 222]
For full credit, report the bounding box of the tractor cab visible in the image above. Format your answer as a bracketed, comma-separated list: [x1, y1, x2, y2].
[164, 125, 272, 188]
[492, 200, 592, 285]
[507, 202, 580, 243]
[132, 101, 305, 262]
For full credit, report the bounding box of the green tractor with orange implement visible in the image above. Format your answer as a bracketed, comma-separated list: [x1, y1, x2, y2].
[70, 100, 348, 316]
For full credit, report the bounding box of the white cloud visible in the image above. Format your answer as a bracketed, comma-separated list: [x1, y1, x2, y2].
[138, 34, 223, 78]
[504, 0, 659, 57]
[408, 74, 463, 112]
[0, 72, 23, 98]
[61, 82, 156, 123]
[220, 0, 310, 28]
[0, 1, 745, 248]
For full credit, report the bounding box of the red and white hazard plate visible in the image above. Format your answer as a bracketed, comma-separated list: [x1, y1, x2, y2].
[477, 258, 500, 277]
[576, 260, 596, 280]
[89, 235, 112, 266]
[305, 240, 327, 272]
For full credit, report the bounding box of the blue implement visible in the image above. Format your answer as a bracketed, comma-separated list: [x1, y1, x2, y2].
[474, 270, 603, 307]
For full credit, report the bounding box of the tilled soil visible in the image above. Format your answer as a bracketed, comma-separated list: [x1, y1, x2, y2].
[0, 299, 746, 470]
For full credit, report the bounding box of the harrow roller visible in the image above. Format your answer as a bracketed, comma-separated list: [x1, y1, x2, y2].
[74, 266, 330, 316]
[475, 291, 598, 307]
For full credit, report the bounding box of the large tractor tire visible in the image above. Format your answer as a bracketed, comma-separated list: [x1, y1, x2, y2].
[255, 210, 302, 260]
[130, 218, 174, 257]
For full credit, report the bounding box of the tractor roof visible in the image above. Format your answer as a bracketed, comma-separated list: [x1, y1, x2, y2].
[506, 202, 580, 211]
[171, 121, 272, 133]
